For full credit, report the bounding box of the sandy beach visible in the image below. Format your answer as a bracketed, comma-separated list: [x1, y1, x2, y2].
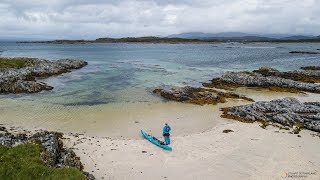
[2, 90, 320, 179]
[1, 2, 320, 179]
[57, 92, 320, 180]
[63, 116, 320, 180]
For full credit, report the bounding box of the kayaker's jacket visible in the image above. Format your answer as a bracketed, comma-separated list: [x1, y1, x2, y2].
[163, 125, 171, 136]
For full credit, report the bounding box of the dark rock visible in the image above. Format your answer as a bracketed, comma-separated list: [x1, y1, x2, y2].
[153, 86, 253, 105]
[222, 129, 234, 133]
[301, 66, 320, 71]
[61, 149, 83, 170]
[32, 131, 63, 167]
[0, 126, 6, 132]
[222, 98, 320, 133]
[0, 58, 87, 94]
[289, 51, 320, 54]
[83, 172, 96, 180]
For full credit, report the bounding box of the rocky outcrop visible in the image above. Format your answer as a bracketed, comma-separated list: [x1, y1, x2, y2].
[0, 58, 88, 93]
[301, 66, 320, 71]
[215, 71, 320, 93]
[153, 86, 254, 105]
[0, 128, 94, 179]
[253, 66, 320, 83]
[222, 98, 320, 133]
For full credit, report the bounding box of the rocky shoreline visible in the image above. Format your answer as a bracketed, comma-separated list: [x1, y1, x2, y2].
[153, 66, 320, 134]
[203, 66, 320, 93]
[0, 126, 95, 179]
[153, 86, 254, 105]
[253, 66, 320, 83]
[222, 98, 320, 133]
[0, 58, 87, 93]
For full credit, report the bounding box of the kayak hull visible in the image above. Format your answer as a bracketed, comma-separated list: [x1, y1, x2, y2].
[141, 130, 172, 151]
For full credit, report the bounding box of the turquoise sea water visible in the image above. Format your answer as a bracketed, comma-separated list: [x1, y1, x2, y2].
[1, 42, 320, 106]
[1, 42, 320, 137]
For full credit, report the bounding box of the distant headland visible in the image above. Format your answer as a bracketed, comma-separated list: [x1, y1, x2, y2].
[17, 33, 320, 44]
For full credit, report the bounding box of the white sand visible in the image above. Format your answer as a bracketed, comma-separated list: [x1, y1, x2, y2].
[2, 89, 320, 179]
[64, 115, 320, 180]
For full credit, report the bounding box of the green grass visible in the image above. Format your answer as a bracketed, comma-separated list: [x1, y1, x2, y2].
[0, 57, 37, 69]
[0, 143, 86, 180]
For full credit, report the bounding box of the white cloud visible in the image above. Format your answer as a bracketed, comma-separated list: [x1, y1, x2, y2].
[0, 0, 319, 39]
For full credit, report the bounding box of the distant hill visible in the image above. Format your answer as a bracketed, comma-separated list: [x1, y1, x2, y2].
[281, 35, 315, 40]
[167, 32, 315, 40]
[205, 36, 274, 41]
[167, 32, 257, 39]
[17, 35, 320, 44]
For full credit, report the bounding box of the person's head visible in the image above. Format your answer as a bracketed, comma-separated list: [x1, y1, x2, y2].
[165, 123, 168, 126]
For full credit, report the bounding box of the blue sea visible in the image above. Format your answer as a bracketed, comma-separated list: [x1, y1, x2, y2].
[1, 42, 320, 105]
[0, 42, 320, 136]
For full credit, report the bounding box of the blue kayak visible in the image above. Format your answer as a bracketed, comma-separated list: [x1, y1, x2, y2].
[141, 130, 172, 151]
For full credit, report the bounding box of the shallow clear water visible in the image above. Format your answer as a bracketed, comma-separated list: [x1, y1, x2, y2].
[1, 42, 320, 105]
[0, 42, 320, 136]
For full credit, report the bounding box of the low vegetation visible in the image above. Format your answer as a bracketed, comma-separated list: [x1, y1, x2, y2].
[0, 57, 37, 69]
[0, 143, 86, 180]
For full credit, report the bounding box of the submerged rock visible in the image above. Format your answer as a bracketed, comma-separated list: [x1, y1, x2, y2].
[0, 58, 88, 93]
[222, 98, 320, 132]
[153, 86, 253, 105]
[289, 51, 320, 54]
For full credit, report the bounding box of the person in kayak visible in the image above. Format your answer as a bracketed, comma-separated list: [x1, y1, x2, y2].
[163, 123, 171, 145]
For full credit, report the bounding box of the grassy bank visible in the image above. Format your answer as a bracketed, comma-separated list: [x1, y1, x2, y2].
[0, 143, 85, 180]
[0, 57, 37, 69]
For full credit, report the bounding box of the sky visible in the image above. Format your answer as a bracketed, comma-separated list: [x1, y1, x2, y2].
[0, 0, 319, 40]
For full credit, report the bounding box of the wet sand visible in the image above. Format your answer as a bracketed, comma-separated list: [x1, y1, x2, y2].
[0, 99, 250, 138]
[2, 87, 320, 138]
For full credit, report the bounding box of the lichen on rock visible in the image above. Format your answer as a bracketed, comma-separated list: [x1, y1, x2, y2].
[221, 98, 320, 133]
[0, 58, 88, 94]
[153, 86, 254, 105]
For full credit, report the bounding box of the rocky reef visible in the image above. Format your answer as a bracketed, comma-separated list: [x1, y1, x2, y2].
[289, 51, 320, 54]
[153, 86, 254, 105]
[253, 66, 320, 83]
[0, 127, 95, 179]
[204, 68, 320, 94]
[0, 58, 88, 93]
[221, 98, 320, 133]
